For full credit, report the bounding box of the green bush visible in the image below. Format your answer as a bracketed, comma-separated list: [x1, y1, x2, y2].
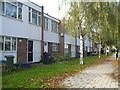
[50, 56, 55, 63]
[50, 53, 72, 63]
[64, 53, 71, 61]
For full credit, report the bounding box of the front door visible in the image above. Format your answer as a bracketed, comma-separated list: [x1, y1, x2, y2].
[28, 40, 33, 62]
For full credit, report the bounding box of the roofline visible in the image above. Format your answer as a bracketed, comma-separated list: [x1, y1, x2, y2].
[44, 13, 60, 22]
[29, 0, 60, 22]
[29, 0, 42, 8]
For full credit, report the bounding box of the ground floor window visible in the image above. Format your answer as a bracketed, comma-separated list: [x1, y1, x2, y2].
[5, 37, 11, 51]
[52, 43, 59, 51]
[0, 36, 17, 51]
[90, 47, 92, 52]
[12, 37, 16, 51]
[0, 36, 4, 50]
[64, 44, 68, 54]
[85, 46, 88, 52]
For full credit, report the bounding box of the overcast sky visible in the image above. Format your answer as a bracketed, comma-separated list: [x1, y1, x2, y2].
[29, 0, 119, 19]
[30, 0, 67, 19]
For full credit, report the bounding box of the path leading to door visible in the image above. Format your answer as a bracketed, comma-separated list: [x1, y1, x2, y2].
[62, 56, 119, 88]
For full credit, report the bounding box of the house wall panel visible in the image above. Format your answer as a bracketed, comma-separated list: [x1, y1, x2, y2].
[0, 51, 17, 64]
[64, 34, 75, 45]
[44, 31, 59, 43]
[33, 40, 41, 62]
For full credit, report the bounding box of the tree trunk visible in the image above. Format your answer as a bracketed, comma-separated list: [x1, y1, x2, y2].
[99, 44, 101, 58]
[80, 36, 83, 65]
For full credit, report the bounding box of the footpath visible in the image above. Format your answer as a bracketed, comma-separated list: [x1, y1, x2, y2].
[62, 55, 119, 88]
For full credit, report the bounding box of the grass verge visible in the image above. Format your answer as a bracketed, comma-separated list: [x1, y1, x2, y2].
[2, 54, 108, 88]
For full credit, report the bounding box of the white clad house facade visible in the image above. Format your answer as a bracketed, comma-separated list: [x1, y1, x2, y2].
[0, 0, 93, 64]
[84, 34, 92, 56]
[43, 14, 61, 56]
[64, 30, 81, 58]
[64, 33, 92, 57]
[0, 0, 64, 64]
[0, 0, 43, 64]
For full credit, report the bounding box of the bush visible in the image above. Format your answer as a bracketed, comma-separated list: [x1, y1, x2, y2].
[2, 63, 17, 73]
[49, 56, 55, 63]
[50, 53, 72, 63]
[64, 53, 71, 61]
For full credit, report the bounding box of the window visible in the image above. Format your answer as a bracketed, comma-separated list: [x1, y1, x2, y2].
[18, 2, 22, 19]
[85, 46, 88, 52]
[51, 20, 54, 31]
[29, 7, 41, 26]
[51, 20, 58, 33]
[44, 17, 48, 30]
[0, 1, 2, 13]
[12, 37, 16, 51]
[5, 37, 11, 51]
[52, 43, 59, 51]
[29, 7, 31, 22]
[1, 36, 17, 51]
[0, 1, 4, 14]
[90, 47, 92, 52]
[38, 13, 41, 26]
[0, 1, 23, 20]
[6, 2, 17, 18]
[0, 36, 4, 50]
[32, 10, 37, 25]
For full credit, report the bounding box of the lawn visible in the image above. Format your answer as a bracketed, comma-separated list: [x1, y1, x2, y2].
[2, 54, 108, 88]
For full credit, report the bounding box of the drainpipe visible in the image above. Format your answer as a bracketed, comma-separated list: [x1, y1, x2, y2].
[41, 6, 44, 58]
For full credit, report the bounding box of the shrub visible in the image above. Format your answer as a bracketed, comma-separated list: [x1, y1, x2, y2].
[50, 53, 72, 63]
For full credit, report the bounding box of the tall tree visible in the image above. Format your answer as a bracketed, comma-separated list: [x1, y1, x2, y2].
[60, 0, 119, 64]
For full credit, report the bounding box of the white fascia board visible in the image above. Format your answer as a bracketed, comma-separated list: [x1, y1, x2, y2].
[44, 14, 60, 23]
[24, 0, 42, 12]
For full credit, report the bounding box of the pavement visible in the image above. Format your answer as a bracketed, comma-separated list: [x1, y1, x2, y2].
[112, 53, 120, 59]
[62, 55, 119, 88]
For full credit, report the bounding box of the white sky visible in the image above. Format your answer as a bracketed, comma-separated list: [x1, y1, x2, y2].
[29, 0, 68, 19]
[29, 0, 119, 19]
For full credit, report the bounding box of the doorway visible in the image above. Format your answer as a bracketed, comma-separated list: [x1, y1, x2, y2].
[28, 40, 33, 62]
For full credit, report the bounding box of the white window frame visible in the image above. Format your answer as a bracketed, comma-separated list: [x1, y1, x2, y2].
[52, 43, 59, 51]
[44, 17, 48, 30]
[0, 1, 23, 20]
[5, 37, 11, 51]
[0, 36, 17, 51]
[51, 20, 58, 33]
[0, 36, 4, 50]
[29, 7, 41, 26]
[11, 37, 17, 51]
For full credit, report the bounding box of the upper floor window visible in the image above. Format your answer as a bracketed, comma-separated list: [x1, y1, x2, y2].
[0, 1, 4, 14]
[0, 1, 23, 20]
[51, 20, 58, 33]
[44, 17, 48, 30]
[29, 7, 41, 26]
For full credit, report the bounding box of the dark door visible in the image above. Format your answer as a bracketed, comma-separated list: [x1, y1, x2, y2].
[28, 41, 33, 62]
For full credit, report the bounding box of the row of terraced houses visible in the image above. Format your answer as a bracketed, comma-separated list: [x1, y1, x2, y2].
[0, 0, 98, 64]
